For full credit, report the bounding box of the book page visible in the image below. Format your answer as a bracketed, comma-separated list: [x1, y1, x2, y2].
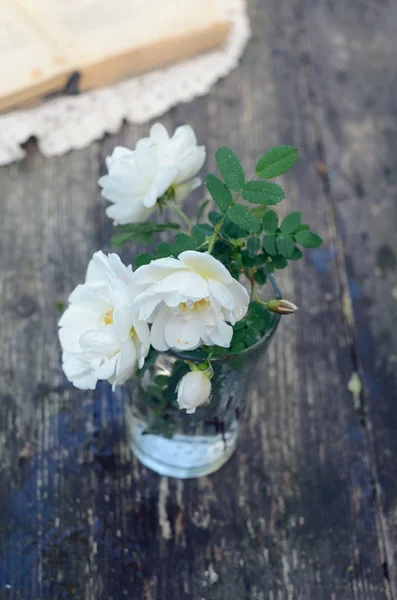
[0, 0, 68, 100]
[17, 0, 229, 67]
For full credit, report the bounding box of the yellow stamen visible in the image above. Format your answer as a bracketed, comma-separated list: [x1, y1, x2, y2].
[104, 308, 114, 325]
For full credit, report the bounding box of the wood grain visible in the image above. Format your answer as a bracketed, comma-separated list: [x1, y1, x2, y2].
[0, 0, 395, 598]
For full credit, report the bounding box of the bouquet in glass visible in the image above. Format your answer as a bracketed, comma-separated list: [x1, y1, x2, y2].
[58, 123, 322, 477]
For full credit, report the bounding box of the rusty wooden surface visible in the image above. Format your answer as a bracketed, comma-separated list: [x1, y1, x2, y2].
[1, 0, 396, 598]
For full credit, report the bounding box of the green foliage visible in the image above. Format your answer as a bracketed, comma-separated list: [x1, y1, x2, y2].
[205, 174, 233, 213]
[256, 146, 298, 179]
[227, 205, 261, 233]
[262, 235, 278, 256]
[262, 209, 278, 233]
[276, 234, 295, 258]
[280, 212, 301, 235]
[230, 301, 273, 350]
[242, 181, 285, 205]
[135, 252, 155, 267]
[110, 221, 180, 248]
[215, 147, 245, 191]
[247, 236, 261, 256]
[295, 230, 323, 248]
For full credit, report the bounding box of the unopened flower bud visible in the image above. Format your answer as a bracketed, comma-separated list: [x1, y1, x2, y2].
[267, 299, 298, 315]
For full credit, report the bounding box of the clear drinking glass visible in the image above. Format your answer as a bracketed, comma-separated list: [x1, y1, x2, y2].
[126, 277, 281, 478]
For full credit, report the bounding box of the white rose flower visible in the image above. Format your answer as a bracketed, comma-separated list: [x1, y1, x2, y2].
[177, 371, 212, 414]
[131, 251, 249, 351]
[58, 251, 149, 390]
[98, 123, 205, 225]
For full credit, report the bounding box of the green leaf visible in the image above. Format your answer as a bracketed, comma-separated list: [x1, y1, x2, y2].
[271, 255, 288, 269]
[251, 205, 269, 220]
[110, 231, 151, 247]
[208, 211, 222, 226]
[231, 341, 246, 353]
[157, 242, 175, 258]
[262, 235, 278, 256]
[276, 234, 295, 258]
[191, 225, 207, 246]
[253, 268, 267, 284]
[196, 199, 210, 222]
[110, 221, 180, 248]
[256, 146, 298, 179]
[195, 223, 213, 235]
[297, 224, 310, 232]
[242, 181, 285, 205]
[290, 246, 303, 260]
[205, 174, 233, 213]
[227, 205, 261, 233]
[246, 236, 261, 255]
[56, 300, 65, 314]
[280, 212, 302, 235]
[215, 147, 245, 191]
[174, 232, 197, 253]
[135, 253, 155, 267]
[295, 230, 323, 248]
[262, 209, 278, 233]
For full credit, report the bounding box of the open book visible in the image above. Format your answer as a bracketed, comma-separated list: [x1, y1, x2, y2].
[0, 0, 230, 113]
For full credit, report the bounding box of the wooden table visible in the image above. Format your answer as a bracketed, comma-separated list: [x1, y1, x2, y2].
[1, 0, 396, 598]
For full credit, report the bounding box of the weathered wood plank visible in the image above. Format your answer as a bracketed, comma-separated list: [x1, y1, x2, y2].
[296, 0, 397, 594]
[0, 0, 393, 598]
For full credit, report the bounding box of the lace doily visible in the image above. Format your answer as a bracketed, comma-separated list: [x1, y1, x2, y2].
[0, 0, 250, 165]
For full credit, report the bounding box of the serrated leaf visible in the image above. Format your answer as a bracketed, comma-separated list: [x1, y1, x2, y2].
[227, 205, 261, 233]
[247, 236, 261, 255]
[242, 181, 285, 205]
[157, 242, 175, 258]
[205, 173, 233, 213]
[256, 146, 298, 179]
[196, 199, 210, 222]
[280, 212, 302, 235]
[215, 147, 245, 191]
[277, 234, 295, 258]
[262, 235, 278, 255]
[174, 232, 197, 253]
[262, 209, 278, 233]
[295, 230, 323, 248]
[208, 211, 222, 226]
[290, 246, 303, 260]
[135, 253, 155, 267]
[195, 223, 213, 235]
[271, 255, 288, 269]
[231, 341, 246, 353]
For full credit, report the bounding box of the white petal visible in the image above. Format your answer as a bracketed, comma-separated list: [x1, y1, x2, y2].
[165, 126, 197, 164]
[59, 325, 83, 353]
[106, 201, 153, 225]
[208, 279, 235, 310]
[178, 251, 233, 284]
[207, 321, 233, 348]
[58, 304, 100, 330]
[62, 354, 98, 389]
[174, 177, 202, 203]
[146, 270, 208, 301]
[79, 328, 120, 357]
[135, 139, 159, 177]
[114, 338, 138, 388]
[131, 258, 187, 287]
[142, 185, 159, 208]
[228, 279, 250, 322]
[164, 316, 202, 350]
[149, 123, 169, 145]
[68, 284, 110, 312]
[153, 166, 179, 197]
[174, 146, 206, 184]
[150, 306, 172, 351]
[95, 353, 119, 380]
[132, 316, 151, 366]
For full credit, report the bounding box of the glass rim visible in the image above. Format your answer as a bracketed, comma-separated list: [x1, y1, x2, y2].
[169, 274, 282, 363]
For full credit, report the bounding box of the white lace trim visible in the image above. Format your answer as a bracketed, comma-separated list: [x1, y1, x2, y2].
[0, 0, 250, 165]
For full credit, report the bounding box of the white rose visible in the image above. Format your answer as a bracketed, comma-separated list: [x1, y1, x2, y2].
[58, 251, 149, 390]
[98, 123, 205, 225]
[177, 371, 212, 414]
[131, 251, 249, 351]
